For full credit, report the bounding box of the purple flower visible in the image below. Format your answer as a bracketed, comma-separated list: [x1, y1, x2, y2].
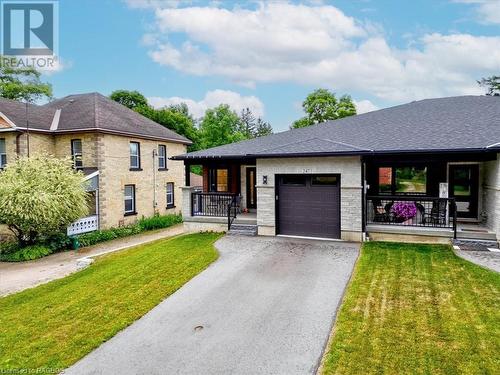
[391, 202, 417, 221]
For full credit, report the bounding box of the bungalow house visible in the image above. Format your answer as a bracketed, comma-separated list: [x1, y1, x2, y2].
[0, 93, 190, 239]
[175, 96, 500, 244]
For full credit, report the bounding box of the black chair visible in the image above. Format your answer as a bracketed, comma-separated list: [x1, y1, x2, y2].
[423, 199, 447, 226]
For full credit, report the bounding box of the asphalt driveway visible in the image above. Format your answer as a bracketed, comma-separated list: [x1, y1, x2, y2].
[65, 236, 360, 375]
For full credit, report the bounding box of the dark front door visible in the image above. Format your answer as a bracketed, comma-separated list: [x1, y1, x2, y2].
[277, 174, 340, 239]
[246, 167, 257, 209]
[449, 164, 479, 219]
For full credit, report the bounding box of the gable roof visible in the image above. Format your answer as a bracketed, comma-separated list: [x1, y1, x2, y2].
[175, 95, 500, 160]
[0, 93, 191, 144]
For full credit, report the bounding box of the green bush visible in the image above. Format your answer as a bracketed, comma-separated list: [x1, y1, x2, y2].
[0, 245, 52, 262]
[138, 213, 183, 231]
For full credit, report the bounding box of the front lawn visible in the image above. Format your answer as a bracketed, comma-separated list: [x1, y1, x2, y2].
[0, 232, 222, 372]
[322, 242, 500, 375]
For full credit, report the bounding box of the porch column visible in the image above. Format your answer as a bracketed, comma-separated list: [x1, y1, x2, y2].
[181, 186, 197, 218]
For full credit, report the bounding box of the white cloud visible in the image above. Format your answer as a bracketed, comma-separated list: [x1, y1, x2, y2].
[143, 2, 500, 103]
[453, 0, 500, 24]
[125, 0, 182, 9]
[354, 99, 379, 114]
[148, 89, 265, 118]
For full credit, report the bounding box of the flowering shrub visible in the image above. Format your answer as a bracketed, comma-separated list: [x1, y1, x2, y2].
[391, 202, 417, 221]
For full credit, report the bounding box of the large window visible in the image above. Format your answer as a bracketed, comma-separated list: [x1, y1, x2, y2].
[130, 142, 141, 169]
[71, 139, 83, 168]
[209, 168, 229, 192]
[378, 166, 427, 195]
[158, 145, 167, 170]
[124, 185, 136, 215]
[166, 182, 174, 208]
[0, 138, 6, 168]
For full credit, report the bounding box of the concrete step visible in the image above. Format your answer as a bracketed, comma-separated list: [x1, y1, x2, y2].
[228, 224, 258, 236]
[456, 230, 497, 241]
[453, 239, 499, 251]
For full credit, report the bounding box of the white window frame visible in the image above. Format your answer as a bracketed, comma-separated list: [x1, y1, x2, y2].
[158, 145, 167, 170]
[166, 182, 174, 208]
[124, 185, 136, 214]
[0, 138, 6, 168]
[130, 142, 141, 169]
[71, 139, 83, 168]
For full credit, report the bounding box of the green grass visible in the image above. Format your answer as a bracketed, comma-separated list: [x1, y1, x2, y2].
[322, 242, 500, 375]
[0, 232, 222, 372]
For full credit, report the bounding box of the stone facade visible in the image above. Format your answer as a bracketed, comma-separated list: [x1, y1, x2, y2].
[255, 156, 363, 241]
[482, 156, 500, 240]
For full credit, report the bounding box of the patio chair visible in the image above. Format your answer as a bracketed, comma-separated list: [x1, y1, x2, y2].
[422, 199, 448, 226]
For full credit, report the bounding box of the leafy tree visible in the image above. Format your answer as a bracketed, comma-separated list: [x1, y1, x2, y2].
[291, 88, 356, 129]
[0, 58, 52, 102]
[478, 76, 500, 96]
[255, 118, 273, 137]
[199, 104, 245, 149]
[0, 156, 88, 246]
[110, 90, 148, 109]
[239, 107, 257, 138]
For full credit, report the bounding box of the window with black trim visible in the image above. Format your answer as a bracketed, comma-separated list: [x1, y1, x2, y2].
[166, 182, 174, 208]
[130, 142, 141, 169]
[158, 145, 167, 170]
[311, 176, 338, 185]
[0, 138, 6, 168]
[124, 185, 136, 214]
[208, 168, 229, 192]
[71, 139, 83, 168]
[281, 175, 306, 185]
[378, 166, 427, 195]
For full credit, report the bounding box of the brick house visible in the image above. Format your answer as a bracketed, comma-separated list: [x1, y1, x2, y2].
[0, 93, 190, 236]
[175, 96, 500, 244]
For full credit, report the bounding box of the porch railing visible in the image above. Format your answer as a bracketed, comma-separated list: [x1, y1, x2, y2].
[227, 195, 238, 230]
[191, 192, 237, 217]
[366, 195, 457, 238]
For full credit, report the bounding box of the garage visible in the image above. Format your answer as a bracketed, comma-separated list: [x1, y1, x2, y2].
[277, 174, 340, 239]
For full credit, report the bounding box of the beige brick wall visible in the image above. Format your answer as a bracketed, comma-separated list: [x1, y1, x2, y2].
[255, 156, 362, 241]
[482, 156, 500, 240]
[1, 131, 55, 161]
[54, 133, 98, 168]
[97, 134, 186, 229]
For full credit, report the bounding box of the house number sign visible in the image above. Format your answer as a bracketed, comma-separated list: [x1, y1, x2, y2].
[302, 168, 312, 173]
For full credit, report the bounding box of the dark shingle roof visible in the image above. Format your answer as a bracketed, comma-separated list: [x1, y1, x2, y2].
[0, 93, 191, 144]
[177, 95, 500, 160]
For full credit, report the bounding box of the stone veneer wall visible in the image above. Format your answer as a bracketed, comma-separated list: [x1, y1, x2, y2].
[97, 134, 186, 229]
[255, 156, 363, 241]
[482, 155, 500, 241]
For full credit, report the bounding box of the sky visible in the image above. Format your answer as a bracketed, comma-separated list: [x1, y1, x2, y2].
[45, 0, 500, 131]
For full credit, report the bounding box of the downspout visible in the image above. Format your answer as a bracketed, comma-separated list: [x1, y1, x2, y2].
[361, 156, 367, 241]
[153, 149, 158, 212]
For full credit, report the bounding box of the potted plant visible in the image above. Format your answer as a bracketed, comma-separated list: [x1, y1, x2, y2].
[391, 202, 417, 225]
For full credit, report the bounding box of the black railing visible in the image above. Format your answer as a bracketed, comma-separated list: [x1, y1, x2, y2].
[366, 195, 457, 238]
[227, 195, 238, 230]
[191, 192, 237, 217]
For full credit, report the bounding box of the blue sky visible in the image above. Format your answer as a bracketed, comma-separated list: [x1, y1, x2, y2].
[46, 0, 500, 131]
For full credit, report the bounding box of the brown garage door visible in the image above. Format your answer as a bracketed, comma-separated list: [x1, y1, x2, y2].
[277, 174, 340, 239]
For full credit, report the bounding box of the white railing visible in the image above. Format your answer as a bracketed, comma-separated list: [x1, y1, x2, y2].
[67, 215, 98, 236]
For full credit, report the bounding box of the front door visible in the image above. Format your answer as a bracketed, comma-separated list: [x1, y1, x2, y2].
[449, 164, 479, 219]
[246, 167, 257, 209]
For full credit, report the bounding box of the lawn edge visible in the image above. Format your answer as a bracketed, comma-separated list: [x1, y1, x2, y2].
[315, 242, 363, 375]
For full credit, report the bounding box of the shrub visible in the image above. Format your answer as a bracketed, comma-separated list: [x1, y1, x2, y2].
[138, 213, 183, 231]
[0, 245, 52, 262]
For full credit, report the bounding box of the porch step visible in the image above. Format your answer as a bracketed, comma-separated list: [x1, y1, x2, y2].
[228, 224, 258, 236]
[453, 239, 499, 251]
[456, 229, 497, 241]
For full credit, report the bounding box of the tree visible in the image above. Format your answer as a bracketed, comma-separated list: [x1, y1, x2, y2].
[0, 58, 52, 102]
[199, 104, 245, 149]
[478, 76, 500, 96]
[255, 118, 273, 137]
[291, 88, 356, 129]
[110, 90, 148, 109]
[0, 156, 88, 246]
[239, 107, 257, 139]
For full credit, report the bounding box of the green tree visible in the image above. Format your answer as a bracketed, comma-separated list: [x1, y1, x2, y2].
[255, 118, 273, 137]
[478, 76, 500, 96]
[0, 58, 52, 102]
[199, 104, 245, 149]
[239, 107, 256, 139]
[109, 90, 148, 109]
[291, 88, 356, 129]
[0, 156, 88, 246]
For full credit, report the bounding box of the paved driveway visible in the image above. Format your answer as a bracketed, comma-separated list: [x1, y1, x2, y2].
[65, 236, 360, 375]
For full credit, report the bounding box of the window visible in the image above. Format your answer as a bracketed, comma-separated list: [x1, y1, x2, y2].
[209, 168, 229, 192]
[130, 142, 141, 169]
[124, 185, 136, 215]
[166, 182, 174, 208]
[86, 191, 97, 216]
[71, 139, 83, 168]
[158, 145, 167, 170]
[0, 138, 6, 168]
[378, 166, 427, 195]
[281, 175, 306, 185]
[312, 176, 338, 185]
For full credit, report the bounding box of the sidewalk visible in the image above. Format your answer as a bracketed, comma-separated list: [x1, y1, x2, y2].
[0, 224, 184, 296]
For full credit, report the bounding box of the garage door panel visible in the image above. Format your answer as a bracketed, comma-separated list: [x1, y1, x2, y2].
[278, 175, 340, 239]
